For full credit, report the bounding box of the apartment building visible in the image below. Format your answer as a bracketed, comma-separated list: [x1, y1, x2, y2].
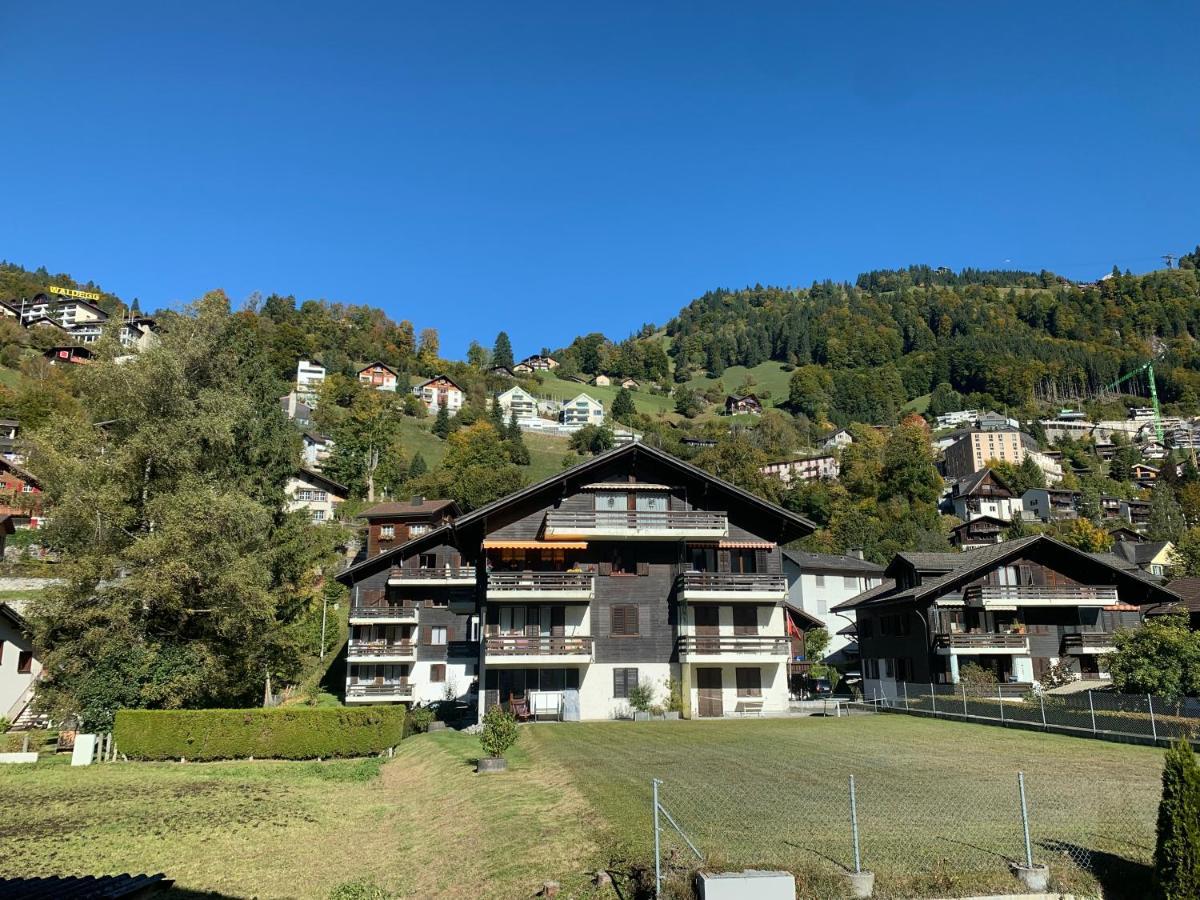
[942, 429, 1025, 478]
[337, 442, 814, 720]
[838, 536, 1178, 699]
[759, 454, 840, 485]
[413, 375, 465, 416]
[560, 393, 604, 428]
[296, 359, 326, 400]
[782, 550, 884, 663]
[496, 385, 538, 422]
[1021, 487, 1082, 522]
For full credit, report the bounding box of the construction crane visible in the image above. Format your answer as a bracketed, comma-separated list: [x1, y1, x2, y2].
[1105, 361, 1164, 443]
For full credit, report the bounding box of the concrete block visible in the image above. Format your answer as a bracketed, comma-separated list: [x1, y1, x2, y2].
[0, 752, 38, 764]
[695, 870, 795, 900]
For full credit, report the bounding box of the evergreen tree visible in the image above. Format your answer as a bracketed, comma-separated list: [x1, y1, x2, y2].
[612, 388, 636, 423]
[1154, 740, 1200, 900]
[489, 394, 505, 429]
[506, 413, 530, 465]
[432, 404, 452, 440]
[1149, 482, 1187, 543]
[407, 452, 428, 479]
[492, 331, 514, 369]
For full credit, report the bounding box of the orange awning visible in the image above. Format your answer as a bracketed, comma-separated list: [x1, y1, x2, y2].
[483, 540, 589, 550]
[689, 540, 775, 549]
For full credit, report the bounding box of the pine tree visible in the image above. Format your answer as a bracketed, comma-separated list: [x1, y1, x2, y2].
[1154, 740, 1200, 900]
[489, 394, 505, 429]
[612, 388, 636, 423]
[407, 452, 427, 479]
[432, 404, 452, 439]
[492, 331, 514, 369]
[506, 412, 530, 465]
[1149, 482, 1186, 543]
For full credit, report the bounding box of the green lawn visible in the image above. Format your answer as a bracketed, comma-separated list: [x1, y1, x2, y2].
[0, 365, 22, 390]
[0, 716, 1163, 899]
[684, 360, 795, 406]
[396, 415, 571, 483]
[532, 372, 676, 416]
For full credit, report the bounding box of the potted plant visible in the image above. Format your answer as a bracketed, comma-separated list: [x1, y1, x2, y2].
[477, 705, 519, 773]
[663, 678, 683, 719]
[628, 680, 655, 720]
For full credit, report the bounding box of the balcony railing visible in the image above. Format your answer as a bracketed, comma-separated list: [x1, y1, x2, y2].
[347, 640, 415, 658]
[389, 566, 475, 582]
[678, 571, 787, 595]
[935, 632, 1029, 651]
[346, 682, 414, 699]
[349, 604, 419, 621]
[1063, 632, 1116, 653]
[484, 635, 594, 657]
[676, 635, 789, 656]
[487, 571, 595, 594]
[543, 509, 728, 536]
[963, 584, 1119, 606]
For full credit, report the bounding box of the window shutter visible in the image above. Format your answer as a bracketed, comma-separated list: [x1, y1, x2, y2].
[424, 598, 434, 609]
[755, 549, 768, 573]
[446, 625, 455, 642]
[421, 626, 432, 645]
[628, 605, 639, 635]
[611, 606, 624, 635]
[637, 561, 650, 577]
[718, 551, 731, 573]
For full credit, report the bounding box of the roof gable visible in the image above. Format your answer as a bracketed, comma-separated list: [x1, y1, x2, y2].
[293, 467, 348, 498]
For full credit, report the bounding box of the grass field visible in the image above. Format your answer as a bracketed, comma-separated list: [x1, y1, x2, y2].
[0, 716, 1163, 899]
[396, 415, 572, 483]
[532, 372, 676, 416]
[683, 361, 794, 406]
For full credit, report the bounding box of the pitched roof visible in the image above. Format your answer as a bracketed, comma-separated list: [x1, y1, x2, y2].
[414, 374, 464, 391]
[949, 468, 1013, 497]
[1157, 577, 1200, 615]
[949, 514, 1009, 534]
[359, 498, 459, 520]
[293, 467, 348, 498]
[357, 361, 398, 376]
[782, 549, 884, 575]
[1111, 539, 1172, 568]
[832, 578, 897, 611]
[0, 601, 27, 629]
[0, 457, 40, 488]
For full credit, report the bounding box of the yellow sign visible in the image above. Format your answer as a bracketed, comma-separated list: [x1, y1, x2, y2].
[49, 285, 102, 302]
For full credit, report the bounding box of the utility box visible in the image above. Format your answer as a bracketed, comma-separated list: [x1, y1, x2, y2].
[695, 870, 795, 900]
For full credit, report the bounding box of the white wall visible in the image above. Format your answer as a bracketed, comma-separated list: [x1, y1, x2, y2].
[579, 661, 674, 720]
[784, 562, 882, 660]
[685, 662, 788, 716]
[0, 614, 39, 719]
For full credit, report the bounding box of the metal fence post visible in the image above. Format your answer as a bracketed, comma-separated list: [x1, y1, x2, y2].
[1088, 690, 1097, 735]
[1149, 694, 1158, 743]
[652, 778, 662, 898]
[849, 774, 862, 874]
[1017, 772, 1034, 868]
[998, 684, 1005, 722]
[1039, 692, 1046, 729]
[962, 681, 968, 718]
[903, 681, 909, 711]
[930, 682, 936, 715]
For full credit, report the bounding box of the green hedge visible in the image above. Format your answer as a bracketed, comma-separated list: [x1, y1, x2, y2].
[114, 706, 406, 761]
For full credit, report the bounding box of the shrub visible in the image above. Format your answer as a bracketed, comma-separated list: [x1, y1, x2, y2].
[663, 678, 683, 713]
[1155, 740, 1200, 899]
[958, 662, 998, 687]
[0, 716, 9, 733]
[627, 680, 655, 713]
[114, 706, 405, 761]
[479, 704, 518, 759]
[406, 706, 435, 735]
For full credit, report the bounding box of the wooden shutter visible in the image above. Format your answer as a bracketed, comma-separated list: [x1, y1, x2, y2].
[421, 626, 432, 645]
[718, 551, 731, 573]
[637, 561, 650, 576]
[732, 605, 758, 636]
[446, 625, 455, 642]
[755, 548, 768, 573]
[611, 606, 625, 635]
[736, 667, 762, 697]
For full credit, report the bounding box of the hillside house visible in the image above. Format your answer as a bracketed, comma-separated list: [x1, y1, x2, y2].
[43, 345, 94, 365]
[949, 516, 1008, 549]
[413, 375, 465, 416]
[759, 454, 840, 485]
[280, 392, 314, 427]
[518, 355, 558, 371]
[1112, 539, 1178, 579]
[561, 393, 604, 428]
[0, 459, 43, 528]
[487, 365, 516, 378]
[1022, 487, 1082, 522]
[301, 431, 335, 471]
[0, 420, 19, 462]
[1131, 463, 1159, 487]
[821, 429, 854, 451]
[944, 469, 1023, 523]
[620, 378, 640, 391]
[593, 374, 612, 387]
[357, 362, 399, 392]
[337, 442, 814, 720]
[360, 497, 461, 559]
[117, 316, 159, 351]
[933, 410, 980, 430]
[296, 359, 326, 400]
[725, 394, 763, 416]
[783, 550, 884, 665]
[285, 468, 347, 524]
[978, 411, 1018, 431]
[496, 385, 538, 423]
[838, 536, 1179, 699]
[1, 603, 40, 728]
[1119, 498, 1151, 528]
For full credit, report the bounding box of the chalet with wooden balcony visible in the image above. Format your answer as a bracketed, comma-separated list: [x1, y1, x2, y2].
[834, 535, 1181, 701]
[943, 468, 1022, 523]
[360, 497, 460, 559]
[949, 515, 1008, 550]
[338, 442, 813, 721]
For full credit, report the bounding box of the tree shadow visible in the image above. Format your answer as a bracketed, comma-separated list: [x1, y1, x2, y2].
[1038, 839, 1153, 900]
[0, 875, 245, 899]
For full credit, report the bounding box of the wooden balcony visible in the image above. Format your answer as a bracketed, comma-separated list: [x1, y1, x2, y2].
[676, 635, 789, 661]
[543, 509, 728, 541]
[963, 584, 1118, 608]
[348, 604, 419, 623]
[484, 635, 594, 665]
[1062, 632, 1116, 654]
[486, 571, 594, 601]
[347, 640, 416, 661]
[677, 571, 787, 602]
[345, 682, 413, 702]
[388, 566, 475, 586]
[935, 632, 1029, 654]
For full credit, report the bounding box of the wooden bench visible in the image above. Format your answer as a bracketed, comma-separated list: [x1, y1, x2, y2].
[733, 699, 765, 717]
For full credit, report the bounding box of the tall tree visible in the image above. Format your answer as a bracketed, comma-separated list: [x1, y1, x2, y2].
[1154, 740, 1200, 900]
[1149, 482, 1187, 543]
[432, 404, 452, 439]
[466, 340, 489, 369]
[611, 387, 636, 424]
[320, 383, 404, 501]
[409, 423, 525, 510]
[492, 331, 514, 369]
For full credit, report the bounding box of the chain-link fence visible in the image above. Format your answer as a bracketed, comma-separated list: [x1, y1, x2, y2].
[867, 681, 1200, 745]
[649, 760, 1157, 899]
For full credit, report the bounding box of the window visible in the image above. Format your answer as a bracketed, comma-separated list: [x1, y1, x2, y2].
[814, 574, 826, 588]
[843, 576, 858, 590]
[430, 664, 446, 683]
[311, 510, 325, 523]
[611, 605, 639, 636]
[379, 525, 395, 540]
[613, 667, 638, 699]
[430, 626, 447, 646]
[17, 650, 33, 674]
[815, 595, 828, 615]
[883, 658, 894, 678]
[735, 667, 762, 697]
[865, 658, 879, 679]
[411, 524, 430, 536]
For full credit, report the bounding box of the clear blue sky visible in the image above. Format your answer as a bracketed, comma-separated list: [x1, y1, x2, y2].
[2, 3, 1198, 357]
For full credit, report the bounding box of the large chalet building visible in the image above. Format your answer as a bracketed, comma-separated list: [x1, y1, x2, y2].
[837, 535, 1180, 700]
[337, 442, 814, 720]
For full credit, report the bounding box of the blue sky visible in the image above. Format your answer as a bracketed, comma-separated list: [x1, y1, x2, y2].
[2, 3, 1198, 357]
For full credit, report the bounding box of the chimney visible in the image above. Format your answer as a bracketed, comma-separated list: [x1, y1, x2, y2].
[849, 547, 864, 560]
[410, 495, 424, 506]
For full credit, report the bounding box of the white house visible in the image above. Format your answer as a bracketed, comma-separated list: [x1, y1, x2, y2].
[296, 359, 326, 400]
[759, 454, 840, 485]
[357, 362, 399, 392]
[821, 429, 853, 451]
[943, 468, 1023, 523]
[561, 393, 604, 428]
[593, 374, 612, 387]
[496, 385, 538, 422]
[933, 409, 980, 430]
[286, 468, 347, 524]
[1, 603, 40, 728]
[413, 375, 465, 416]
[301, 432, 335, 471]
[782, 550, 885, 665]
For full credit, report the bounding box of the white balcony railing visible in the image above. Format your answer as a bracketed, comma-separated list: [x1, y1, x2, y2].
[543, 509, 728, 539]
[963, 584, 1119, 607]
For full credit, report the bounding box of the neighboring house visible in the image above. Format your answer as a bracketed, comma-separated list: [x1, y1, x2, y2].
[1155, 577, 1200, 629]
[944, 468, 1022, 523]
[1131, 463, 1159, 487]
[0, 420, 19, 462]
[1021, 487, 1082, 522]
[933, 410, 980, 430]
[413, 375, 465, 416]
[949, 515, 1008, 550]
[296, 359, 326, 399]
[821, 429, 854, 451]
[593, 374, 612, 387]
[496, 385, 538, 422]
[280, 391, 314, 427]
[977, 411, 1019, 431]
[782, 550, 885, 664]
[1, 602, 41, 727]
[360, 497, 461, 559]
[25, 316, 70, 336]
[285, 468, 347, 524]
[725, 394, 763, 416]
[620, 378, 640, 391]
[518, 355, 558, 371]
[42, 345, 94, 365]
[118, 316, 159, 351]
[1026, 449, 1064, 484]
[301, 431, 335, 471]
[1141, 441, 1167, 461]
[837, 535, 1179, 699]
[18, 294, 109, 329]
[512, 362, 534, 375]
[1111, 540, 1178, 579]
[561, 393, 604, 428]
[943, 429, 1025, 478]
[0, 459, 43, 528]
[336, 441, 815, 720]
[1108, 525, 1145, 544]
[1120, 498, 1151, 528]
[759, 454, 840, 485]
[487, 365, 516, 378]
[1039, 419, 1095, 443]
[357, 362, 399, 392]
[1098, 494, 1123, 522]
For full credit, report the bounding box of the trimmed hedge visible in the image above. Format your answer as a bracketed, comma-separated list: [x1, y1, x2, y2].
[114, 706, 406, 761]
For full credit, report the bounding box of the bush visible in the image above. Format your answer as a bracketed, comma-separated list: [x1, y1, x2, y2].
[628, 680, 655, 713]
[406, 706, 435, 735]
[1155, 740, 1200, 899]
[958, 662, 998, 687]
[114, 706, 405, 761]
[664, 678, 683, 714]
[479, 704, 518, 759]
